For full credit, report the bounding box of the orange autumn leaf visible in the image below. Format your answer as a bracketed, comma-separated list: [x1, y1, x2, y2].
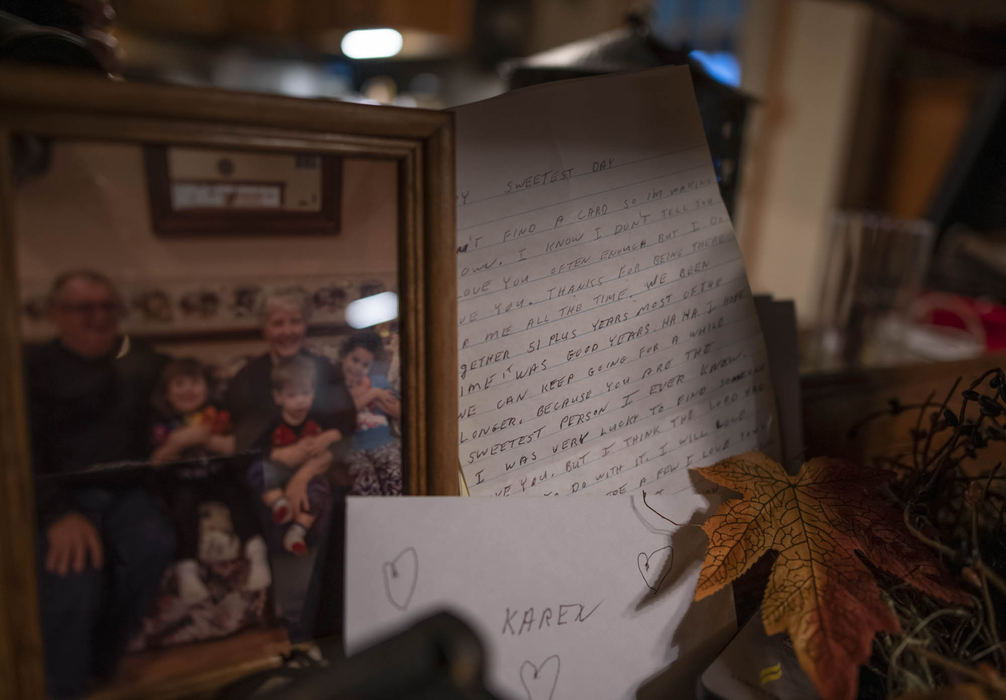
[694, 452, 971, 700]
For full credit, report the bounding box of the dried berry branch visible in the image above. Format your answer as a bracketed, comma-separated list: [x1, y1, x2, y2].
[855, 368, 1006, 697]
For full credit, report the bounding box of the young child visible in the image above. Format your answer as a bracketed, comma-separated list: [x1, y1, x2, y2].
[150, 357, 270, 604]
[338, 331, 403, 496]
[261, 355, 342, 555]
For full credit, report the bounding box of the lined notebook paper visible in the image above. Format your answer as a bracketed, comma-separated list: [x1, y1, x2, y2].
[454, 66, 778, 497]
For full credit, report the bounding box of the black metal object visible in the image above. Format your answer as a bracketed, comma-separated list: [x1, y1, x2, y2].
[0, 6, 106, 184]
[502, 15, 751, 218]
[861, 0, 1006, 65]
[923, 71, 1006, 302]
[218, 611, 504, 700]
[927, 72, 1006, 239]
[0, 9, 101, 69]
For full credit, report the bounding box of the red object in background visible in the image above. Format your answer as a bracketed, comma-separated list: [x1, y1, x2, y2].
[918, 292, 1006, 351]
[271, 419, 322, 447]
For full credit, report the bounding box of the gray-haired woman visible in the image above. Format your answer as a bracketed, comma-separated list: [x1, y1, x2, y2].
[226, 289, 355, 456]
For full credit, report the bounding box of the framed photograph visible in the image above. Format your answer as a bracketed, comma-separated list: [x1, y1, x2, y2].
[0, 66, 457, 699]
[144, 145, 343, 236]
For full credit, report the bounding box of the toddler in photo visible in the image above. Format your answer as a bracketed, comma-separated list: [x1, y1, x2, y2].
[261, 355, 342, 555]
[150, 357, 270, 604]
[339, 331, 403, 495]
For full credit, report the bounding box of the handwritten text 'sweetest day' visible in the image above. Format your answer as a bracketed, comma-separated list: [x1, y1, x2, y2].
[454, 67, 778, 497]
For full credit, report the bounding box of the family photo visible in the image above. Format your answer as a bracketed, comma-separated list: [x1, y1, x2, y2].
[15, 136, 403, 696]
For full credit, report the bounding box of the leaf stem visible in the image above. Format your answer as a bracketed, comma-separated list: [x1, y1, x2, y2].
[641, 490, 684, 527]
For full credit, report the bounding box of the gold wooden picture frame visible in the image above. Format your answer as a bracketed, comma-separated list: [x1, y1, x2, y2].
[0, 66, 457, 699]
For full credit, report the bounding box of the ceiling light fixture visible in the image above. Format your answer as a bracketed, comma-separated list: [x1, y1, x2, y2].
[341, 28, 404, 60]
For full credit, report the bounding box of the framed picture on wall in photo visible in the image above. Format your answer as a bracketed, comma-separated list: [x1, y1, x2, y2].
[144, 145, 343, 236]
[0, 66, 457, 699]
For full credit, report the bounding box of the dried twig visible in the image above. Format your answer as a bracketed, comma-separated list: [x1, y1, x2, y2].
[913, 645, 1006, 694]
[856, 369, 1006, 696]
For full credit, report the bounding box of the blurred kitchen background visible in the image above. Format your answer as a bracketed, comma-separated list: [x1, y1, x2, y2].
[3, 0, 1005, 372]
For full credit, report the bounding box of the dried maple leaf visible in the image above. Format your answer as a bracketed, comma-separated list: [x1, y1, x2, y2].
[694, 452, 970, 700]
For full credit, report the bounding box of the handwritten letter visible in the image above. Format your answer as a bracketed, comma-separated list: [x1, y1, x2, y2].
[455, 67, 778, 497]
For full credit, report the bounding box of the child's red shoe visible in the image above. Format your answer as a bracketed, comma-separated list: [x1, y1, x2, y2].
[270, 498, 292, 524]
[283, 523, 308, 555]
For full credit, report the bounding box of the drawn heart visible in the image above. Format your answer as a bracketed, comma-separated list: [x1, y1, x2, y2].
[637, 545, 674, 593]
[382, 546, 418, 611]
[519, 655, 560, 700]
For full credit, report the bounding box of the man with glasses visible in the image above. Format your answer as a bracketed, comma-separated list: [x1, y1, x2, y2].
[25, 269, 174, 697]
